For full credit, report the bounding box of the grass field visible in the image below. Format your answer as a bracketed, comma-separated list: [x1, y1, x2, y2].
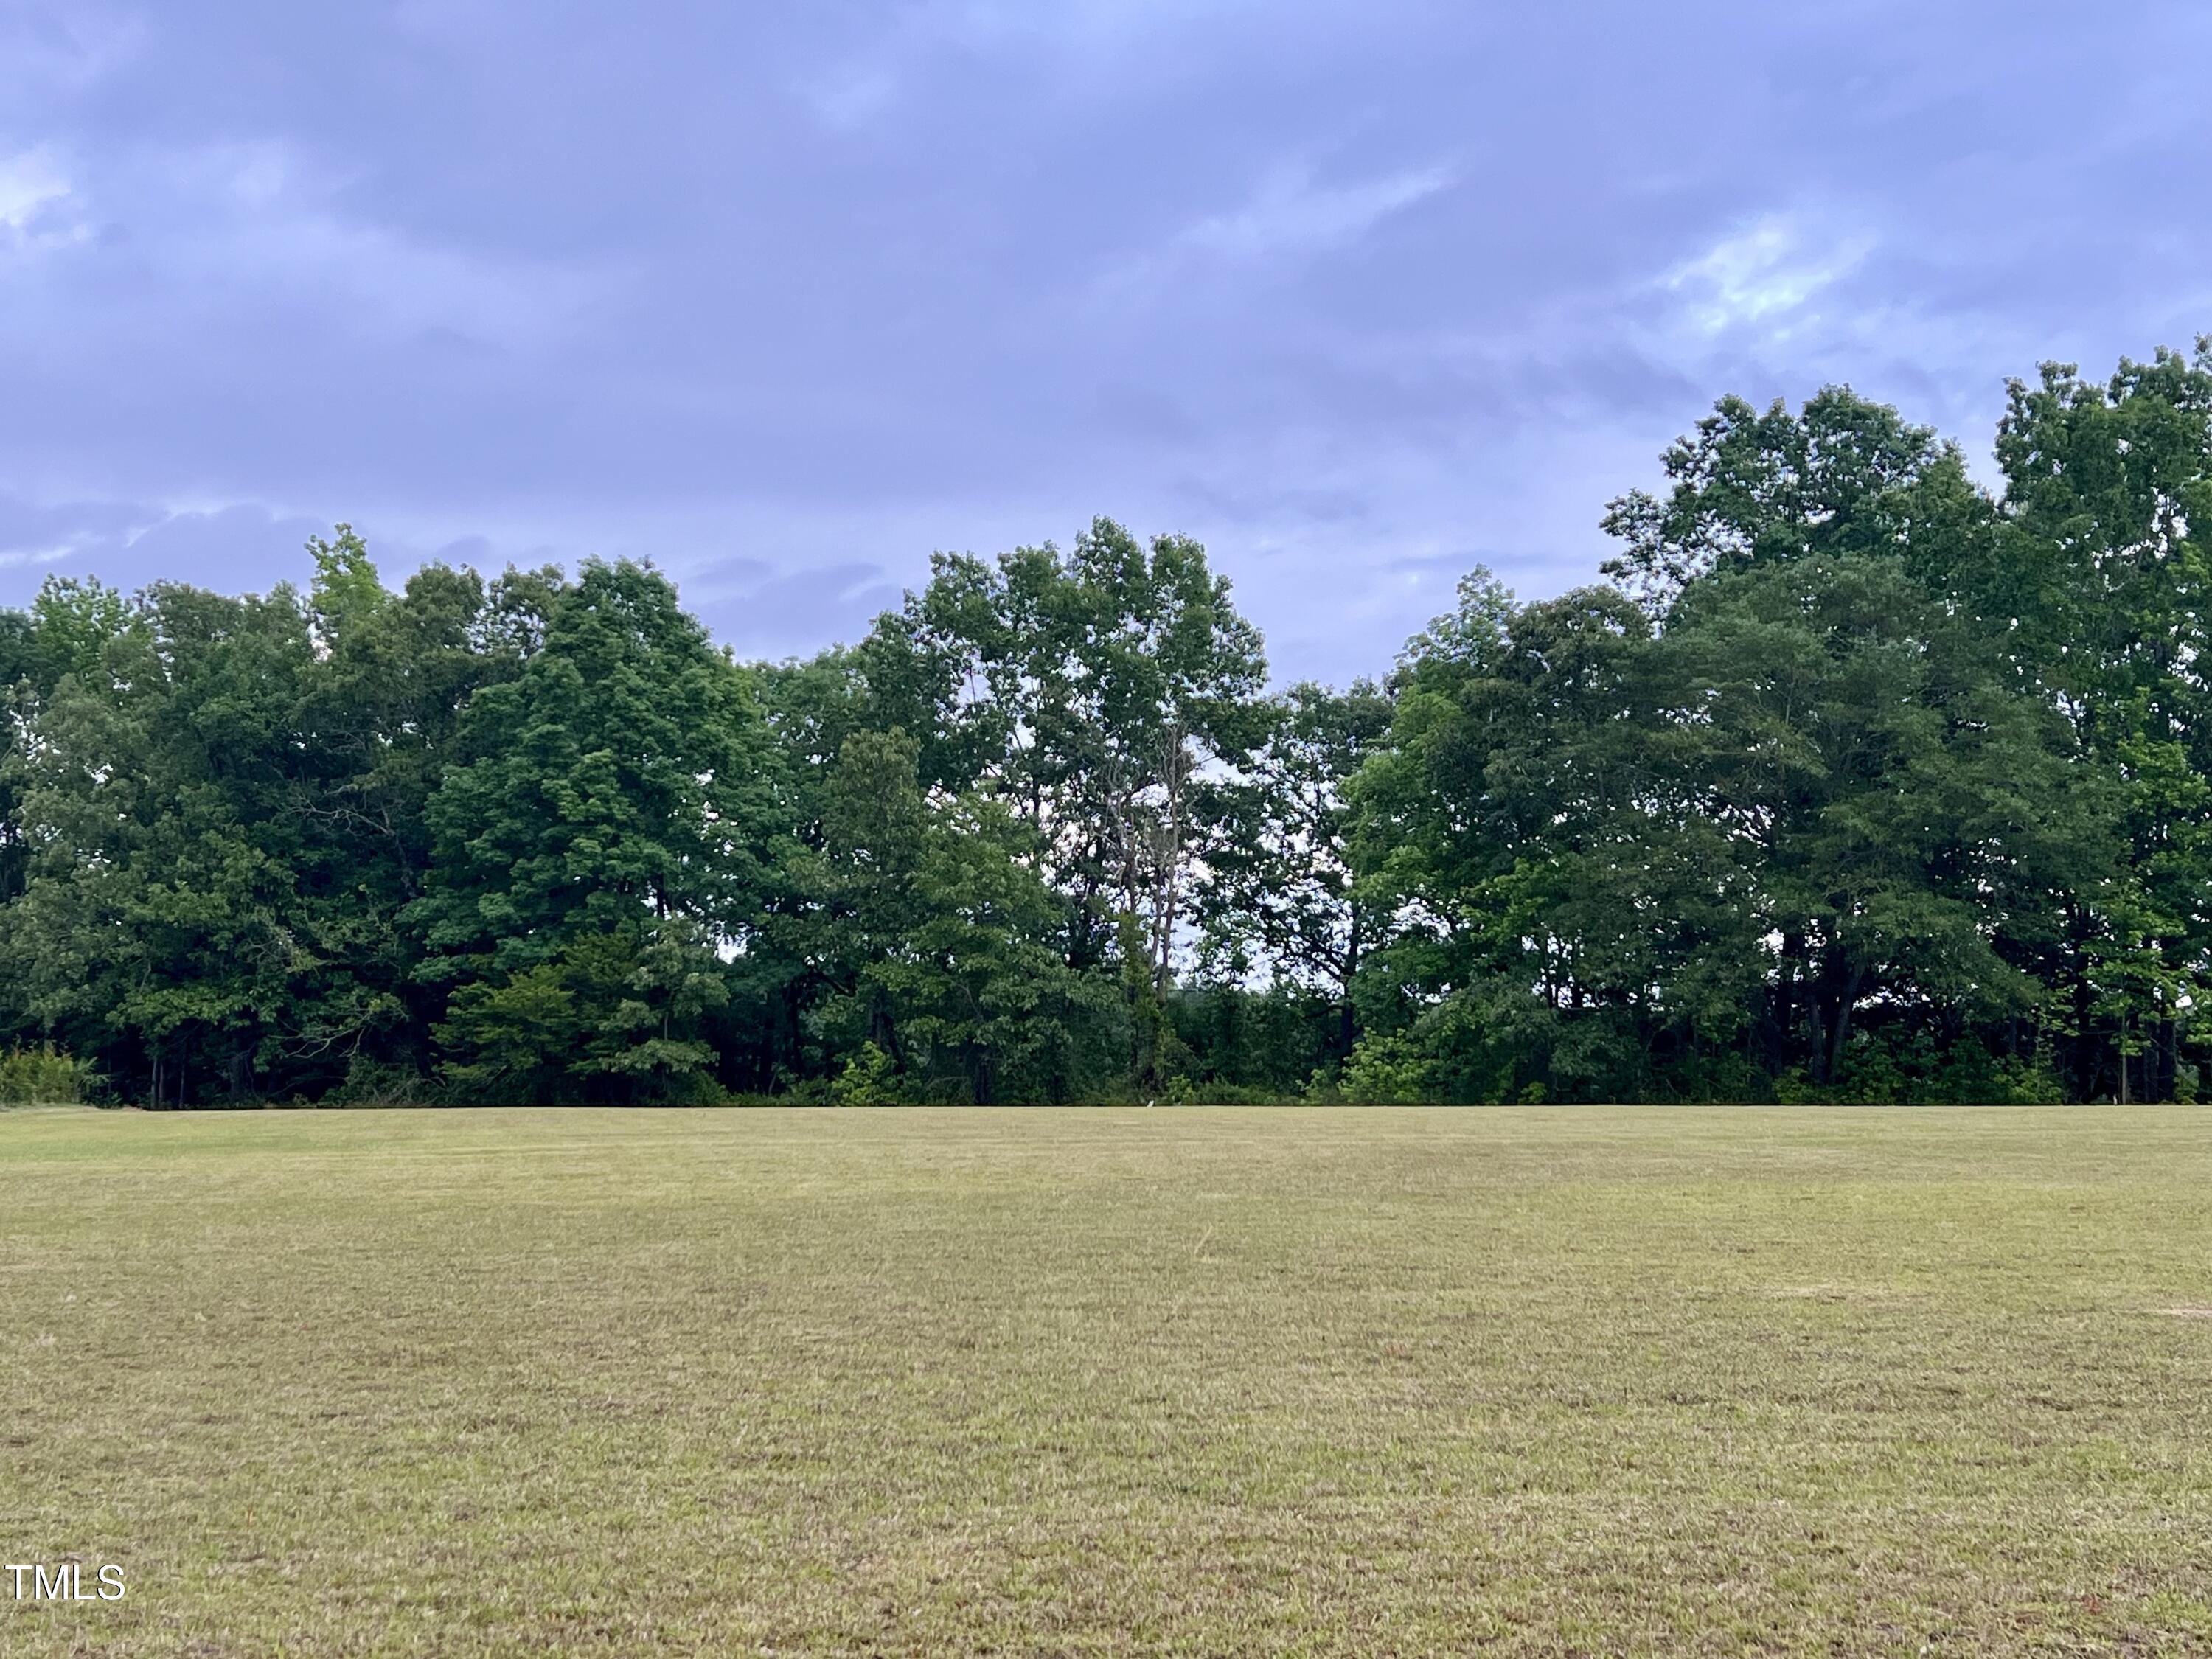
[1, 1106, 2209, 1656]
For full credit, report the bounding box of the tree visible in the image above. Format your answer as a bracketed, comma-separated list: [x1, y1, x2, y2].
[285, 554, 547, 1089]
[0, 606, 34, 916]
[2, 352, 2204, 1106]
[1657, 552, 2107, 1092]
[410, 560, 782, 1102]
[1352, 449, 2106, 1103]
[857, 518, 1270, 1085]
[1346, 570, 1666, 1102]
[1, 580, 323, 1103]
[1194, 679, 1394, 1062]
[1589, 386, 2112, 1097]
[811, 728, 1124, 1103]
[1970, 347, 2212, 1099]
[1601, 385, 1990, 617]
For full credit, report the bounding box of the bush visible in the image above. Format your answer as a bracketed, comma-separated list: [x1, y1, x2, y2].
[1337, 1032, 1435, 1104]
[1164, 1077, 1300, 1105]
[1775, 1029, 2067, 1105]
[324, 1055, 432, 1107]
[830, 1040, 911, 1105]
[0, 1045, 91, 1105]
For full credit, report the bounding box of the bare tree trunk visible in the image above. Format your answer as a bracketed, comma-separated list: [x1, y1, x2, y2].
[1773, 931, 1804, 1076]
[1826, 963, 1864, 1085]
[1151, 723, 1189, 995]
[1337, 919, 1363, 1060]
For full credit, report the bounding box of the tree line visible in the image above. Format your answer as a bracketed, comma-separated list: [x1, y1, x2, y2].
[3, 345, 2208, 1106]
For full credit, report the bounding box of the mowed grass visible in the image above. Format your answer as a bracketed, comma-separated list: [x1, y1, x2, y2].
[2, 1107, 2210, 1656]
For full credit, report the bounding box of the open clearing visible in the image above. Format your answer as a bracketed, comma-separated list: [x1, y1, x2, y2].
[2, 1105, 2209, 1656]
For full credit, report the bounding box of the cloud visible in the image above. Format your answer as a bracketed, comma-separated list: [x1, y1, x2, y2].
[683, 558, 905, 659]
[0, 1, 143, 97]
[1080, 161, 1454, 323]
[895, 0, 1280, 61]
[1662, 214, 1875, 340]
[0, 147, 87, 260]
[119, 504, 333, 591]
[1168, 472, 1369, 528]
[0, 147, 68, 227]
[1179, 165, 1453, 262]
[125, 141, 617, 351]
[799, 61, 900, 131]
[0, 495, 333, 601]
[6, 1, 2212, 687]
[0, 490, 154, 568]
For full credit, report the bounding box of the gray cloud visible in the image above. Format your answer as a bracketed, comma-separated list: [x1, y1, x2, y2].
[2, 0, 2210, 681]
[0, 493, 331, 594]
[684, 559, 908, 663]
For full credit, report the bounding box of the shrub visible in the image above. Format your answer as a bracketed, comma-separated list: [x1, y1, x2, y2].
[830, 1041, 910, 1105]
[0, 1045, 91, 1105]
[1165, 1077, 1300, 1105]
[324, 1055, 432, 1107]
[1337, 1032, 1435, 1104]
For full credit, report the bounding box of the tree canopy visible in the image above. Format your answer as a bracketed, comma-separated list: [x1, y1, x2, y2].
[6, 345, 2211, 1105]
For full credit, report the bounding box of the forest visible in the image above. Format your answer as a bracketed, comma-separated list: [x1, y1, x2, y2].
[1, 347, 2208, 1107]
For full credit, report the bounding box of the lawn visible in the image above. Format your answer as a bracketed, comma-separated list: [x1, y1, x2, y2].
[1, 1105, 2208, 1656]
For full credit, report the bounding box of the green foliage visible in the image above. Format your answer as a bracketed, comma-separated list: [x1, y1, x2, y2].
[3, 580, 330, 1105]
[1346, 378, 2176, 1105]
[1337, 1031, 1435, 1105]
[1166, 984, 1338, 1098]
[323, 1055, 429, 1107]
[435, 921, 731, 1105]
[857, 519, 1270, 1053]
[24, 574, 133, 692]
[0, 1044, 91, 1105]
[1, 349, 2209, 1104]
[809, 731, 1129, 1104]
[1195, 680, 1394, 1065]
[830, 1041, 908, 1106]
[411, 560, 775, 1102]
[1775, 1030, 2067, 1106]
[306, 524, 391, 646]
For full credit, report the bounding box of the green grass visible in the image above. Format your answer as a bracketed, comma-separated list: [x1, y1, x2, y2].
[2, 1105, 2209, 1655]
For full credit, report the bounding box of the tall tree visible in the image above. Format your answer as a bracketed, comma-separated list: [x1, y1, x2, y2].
[1, 580, 322, 1103]
[858, 518, 1269, 1083]
[1600, 385, 1990, 616]
[1972, 348, 2212, 1099]
[1194, 679, 1394, 1062]
[810, 729, 1124, 1103]
[0, 606, 34, 917]
[285, 549, 549, 1091]
[410, 560, 782, 1102]
[1657, 553, 2107, 1091]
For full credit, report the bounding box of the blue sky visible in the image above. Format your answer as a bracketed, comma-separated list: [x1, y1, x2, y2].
[4, 1, 2210, 681]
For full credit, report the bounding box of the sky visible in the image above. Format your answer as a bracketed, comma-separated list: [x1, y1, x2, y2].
[4, 1, 2211, 683]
